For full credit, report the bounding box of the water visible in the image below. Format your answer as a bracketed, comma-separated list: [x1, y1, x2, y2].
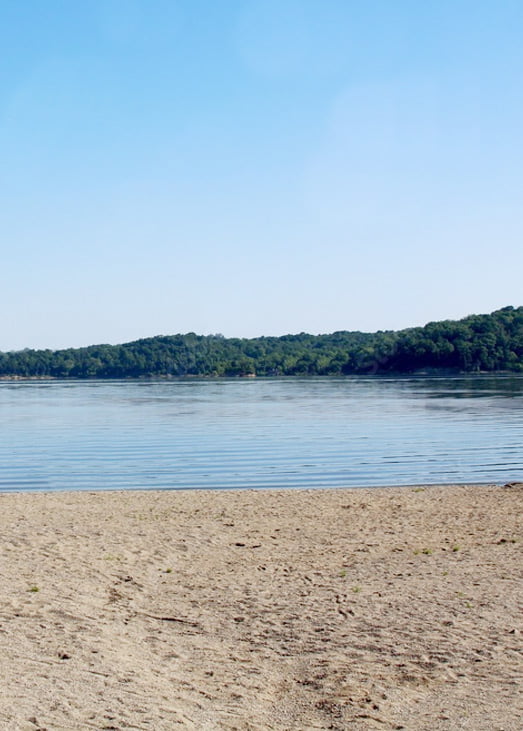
[0, 376, 522, 492]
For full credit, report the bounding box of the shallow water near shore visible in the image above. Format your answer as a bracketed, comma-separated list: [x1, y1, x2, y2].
[1, 376, 522, 492]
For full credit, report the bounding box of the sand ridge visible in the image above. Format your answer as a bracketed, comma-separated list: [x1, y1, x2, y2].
[0, 484, 521, 730]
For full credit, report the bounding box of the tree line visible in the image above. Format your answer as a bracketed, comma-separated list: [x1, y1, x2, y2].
[1, 306, 522, 378]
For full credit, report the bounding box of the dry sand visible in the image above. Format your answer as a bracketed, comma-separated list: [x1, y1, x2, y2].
[0, 484, 521, 730]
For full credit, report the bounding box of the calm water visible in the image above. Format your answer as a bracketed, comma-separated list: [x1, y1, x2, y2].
[0, 376, 522, 492]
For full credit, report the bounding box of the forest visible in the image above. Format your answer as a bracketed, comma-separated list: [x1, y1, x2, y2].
[1, 306, 522, 379]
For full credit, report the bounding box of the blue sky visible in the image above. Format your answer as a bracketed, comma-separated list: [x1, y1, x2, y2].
[1, 0, 522, 350]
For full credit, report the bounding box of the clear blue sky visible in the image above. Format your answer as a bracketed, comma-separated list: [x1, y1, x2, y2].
[1, 0, 522, 350]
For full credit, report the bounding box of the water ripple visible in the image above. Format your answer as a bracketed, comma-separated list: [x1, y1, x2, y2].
[1, 377, 522, 492]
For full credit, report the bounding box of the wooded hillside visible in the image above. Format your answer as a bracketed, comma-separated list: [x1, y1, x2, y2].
[1, 306, 522, 378]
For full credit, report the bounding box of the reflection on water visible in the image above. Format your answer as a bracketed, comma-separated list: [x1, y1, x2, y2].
[0, 376, 522, 492]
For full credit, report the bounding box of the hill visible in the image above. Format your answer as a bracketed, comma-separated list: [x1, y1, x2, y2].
[1, 306, 522, 378]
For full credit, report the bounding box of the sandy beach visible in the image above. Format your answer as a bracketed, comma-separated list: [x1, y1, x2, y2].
[0, 484, 521, 730]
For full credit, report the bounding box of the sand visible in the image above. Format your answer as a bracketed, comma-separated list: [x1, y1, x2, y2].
[0, 484, 521, 730]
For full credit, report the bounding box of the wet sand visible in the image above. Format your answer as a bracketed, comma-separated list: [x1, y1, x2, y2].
[0, 484, 521, 730]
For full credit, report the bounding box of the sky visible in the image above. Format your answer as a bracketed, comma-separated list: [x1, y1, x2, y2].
[1, 0, 522, 350]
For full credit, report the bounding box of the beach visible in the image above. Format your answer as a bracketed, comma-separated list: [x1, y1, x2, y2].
[0, 484, 521, 730]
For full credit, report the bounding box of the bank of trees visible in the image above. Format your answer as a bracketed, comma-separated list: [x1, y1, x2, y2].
[1, 306, 522, 378]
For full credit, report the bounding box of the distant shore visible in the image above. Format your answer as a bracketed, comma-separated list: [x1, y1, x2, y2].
[1, 369, 522, 381]
[1, 307, 522, 378]
[0, 484, 521, 730]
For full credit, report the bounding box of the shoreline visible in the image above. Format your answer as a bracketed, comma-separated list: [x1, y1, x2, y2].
[0, 480, 518, 496]
[1, 483, 521, 729]
[2, 371, 523, 380]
